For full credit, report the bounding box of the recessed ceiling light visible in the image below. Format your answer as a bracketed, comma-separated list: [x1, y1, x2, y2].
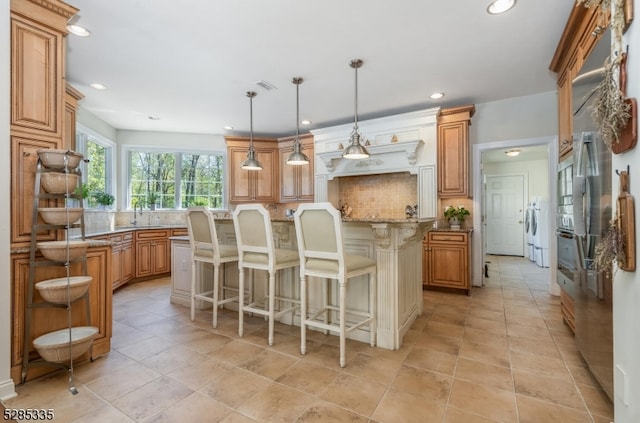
[223, 125, 234, 130]
[429, 92, 445, 100]
[505, 149, 521, 157]
[148, 116, 160, 120]
[487, 0, 516, 15]
[67, 24, 91, 37]
[300, 120, 312, 125]
[89, 83, 106, 90]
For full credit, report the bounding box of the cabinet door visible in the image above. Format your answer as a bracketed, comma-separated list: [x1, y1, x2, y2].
[11, 136, 59, 247]
[253, 148, 278, 203]
[121, 242, 135, 284]
[229, 148, 253, 202]
[437, 121, 469, 198]
[111, 245, 123, 290]
[153, 238, 171, 274]
[10, 15, 63, 136]
[297, 143, 315, 201]
[422, 240, 429, 288]
[428, 243, 468, 289]
[279, 147, 297, 202]
[136, 240, 153, 278]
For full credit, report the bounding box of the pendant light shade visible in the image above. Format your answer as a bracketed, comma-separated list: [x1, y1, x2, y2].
[286, 77, 310, 165]
[241, 91, 263, 170]
[343, 59, 370, 160]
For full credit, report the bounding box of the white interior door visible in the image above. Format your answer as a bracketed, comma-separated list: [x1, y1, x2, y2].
[485, 175, 525, 256]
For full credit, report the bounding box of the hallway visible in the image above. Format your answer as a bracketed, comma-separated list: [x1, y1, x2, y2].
[4, 256, 613, 422]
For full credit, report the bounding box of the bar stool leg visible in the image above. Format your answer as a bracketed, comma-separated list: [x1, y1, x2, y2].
[370, 272, 376, 347]
[339, 281, 347, 368]
[300, 274, 307, 355]
[268, 272, 276, 346]
[238, 267, 245, 337]
[212, 263, 220, 328]
[190, 259, 197, 321]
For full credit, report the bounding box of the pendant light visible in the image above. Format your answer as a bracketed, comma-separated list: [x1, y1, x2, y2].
[241, 91, 263, 170]
[286, 77, 310, 165]
[342, 59, 370, 159]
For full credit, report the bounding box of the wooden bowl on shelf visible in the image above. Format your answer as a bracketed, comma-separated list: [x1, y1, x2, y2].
[32, 326, 98, 363]
[35, 276, 92, 304]
[37, 240, 89, 262]
[38, 208, 83, 226]
[40, 172, 79, 194]
[36, 149, 84, 170]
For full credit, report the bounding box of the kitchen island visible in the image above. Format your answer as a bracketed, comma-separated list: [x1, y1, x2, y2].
[177, 215, 431, 350]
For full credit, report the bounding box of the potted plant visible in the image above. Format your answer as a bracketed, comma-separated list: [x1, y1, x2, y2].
[93, 191, 115, 209]
[444, 205, 470, 229]
[147, 192, 158, 210]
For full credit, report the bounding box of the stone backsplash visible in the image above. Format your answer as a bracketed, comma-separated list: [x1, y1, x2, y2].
[338, 173, 417, 219]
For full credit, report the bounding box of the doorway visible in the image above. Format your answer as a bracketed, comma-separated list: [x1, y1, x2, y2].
[472, 136, 557, 293]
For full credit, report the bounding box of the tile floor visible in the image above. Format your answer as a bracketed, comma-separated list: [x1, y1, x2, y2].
[4, 255, 614, 422]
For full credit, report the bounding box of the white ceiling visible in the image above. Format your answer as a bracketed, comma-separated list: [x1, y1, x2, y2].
[65, 0, 576, 137]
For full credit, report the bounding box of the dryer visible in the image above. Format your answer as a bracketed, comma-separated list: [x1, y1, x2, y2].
[533, 198, 550, 267]
[524, 199, 536, 261]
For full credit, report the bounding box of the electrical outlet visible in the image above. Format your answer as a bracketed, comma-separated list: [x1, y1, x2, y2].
[615, 364, 629, 406]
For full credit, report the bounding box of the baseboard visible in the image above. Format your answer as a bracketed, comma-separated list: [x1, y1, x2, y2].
[0, 378, 16, 401]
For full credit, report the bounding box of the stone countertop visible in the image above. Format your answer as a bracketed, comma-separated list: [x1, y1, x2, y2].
[83, 225, 188, 238]
[428, 227, 474, 233]
[11, 239, 112, 255]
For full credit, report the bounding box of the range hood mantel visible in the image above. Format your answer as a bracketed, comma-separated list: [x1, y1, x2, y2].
[317, 139, 423, 177]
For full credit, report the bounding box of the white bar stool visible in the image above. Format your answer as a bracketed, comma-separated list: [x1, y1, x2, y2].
[186, 207, 240, 328]
[294, 202, 377, 367]
[232, 204, 300, 346]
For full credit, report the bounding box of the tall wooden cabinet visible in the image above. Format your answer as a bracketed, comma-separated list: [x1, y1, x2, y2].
[226, 137, 279, 204]
[10, 0, 79, 248]
[436, 105, 475, 198]
[423, 230, 472, 295]
[278, 134, 314, 203]
[550, 4, 608, 160]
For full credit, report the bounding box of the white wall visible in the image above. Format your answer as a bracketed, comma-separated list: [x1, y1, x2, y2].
[1, 0, 16, 400]
[484, 159, 549, 202]
[614, 2, 640, 420]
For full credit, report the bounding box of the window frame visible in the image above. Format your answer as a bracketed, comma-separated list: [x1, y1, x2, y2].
[121, 144, 228, 211]
[76, 123, 117, 209]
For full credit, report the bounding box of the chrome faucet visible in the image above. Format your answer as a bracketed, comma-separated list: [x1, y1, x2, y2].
[130, 202, 143, 226]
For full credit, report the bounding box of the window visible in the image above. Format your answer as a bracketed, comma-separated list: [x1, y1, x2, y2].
[126, 148, 225, 210]
[76, 124, 116, 209]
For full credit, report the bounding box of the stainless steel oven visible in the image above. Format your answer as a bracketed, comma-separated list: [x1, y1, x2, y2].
[556, 156, 577, 296]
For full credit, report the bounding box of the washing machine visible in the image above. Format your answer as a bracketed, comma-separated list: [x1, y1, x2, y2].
[524, 199, 536, 261]
[532, 198, 550, 267]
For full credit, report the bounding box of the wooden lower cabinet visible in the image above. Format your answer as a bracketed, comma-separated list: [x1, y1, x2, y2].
[11, 245, 113, 384]
[423, 230, 472, 294]
[136, 229, 171, 278]
[109, 232, 134, 290]
[560, 290, 576, 333]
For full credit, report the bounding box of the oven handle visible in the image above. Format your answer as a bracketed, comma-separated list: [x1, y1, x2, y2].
[555, 230, 575, 240]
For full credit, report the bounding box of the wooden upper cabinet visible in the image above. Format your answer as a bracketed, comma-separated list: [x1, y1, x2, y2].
[437, 105, 475, 198]
[10, 0, 77, 137]
[278, 134, 314, 203]
[226, 137, 279, 204]
[63, 83, 84, 151]
[550, 3, 608, 160]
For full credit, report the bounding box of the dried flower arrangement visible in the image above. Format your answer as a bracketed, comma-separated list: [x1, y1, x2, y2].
[594, 217, 626, 273]
[578, 0, 631, 150]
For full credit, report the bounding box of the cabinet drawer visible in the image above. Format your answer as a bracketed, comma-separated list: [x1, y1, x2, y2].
[136, 229, 170, 240]
[122, 232, 133, 242]
[171, 228, 188, 237]
[428, 232, 467, 243]
[109, 234, 123, 243]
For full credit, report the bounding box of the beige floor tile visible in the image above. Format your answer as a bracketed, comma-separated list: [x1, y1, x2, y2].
[424, 320, 466, 339]
[392, 365, 452, 403]
[516, 394, 591, 423]
[513, 370, 586, 410]
[372, 387, 446, 423]
[140, 344, 207, 375]
[144, 391, 231, 423]
[506, 322, 554, 342]
[71, 403, 135, 423]
[566, 363, 601, 388]
[458, 339, 510, 368]
[507, 335, 561, 359]
[275, 361, 339, 395]
[200, 367, 271, 409]
[236, 382, 315, 423]
[206, 339, 266, 366]
[413, 332, 462, 356]
[218, 411, 259, 423]
[301, 342, 354, 370]
[111, 376, 193, 421]
[404, 346, 458, 376]
[182, 331, 234, 354]
[342, 353, 402, 385]
[577, 384, 614, 419]
[116, 335, 174, 361]
[318, 373, 386, 416]
[295, 401, 369, 423]
[448, 379, 517, 422]
[165, 355, 234, 391]
[84, 361, 161, 401]
[510, 350, 572, 381]
[462, 327, 509, 349]
[443, 406, 499, 423]
[465, 316, 507, 335]
[467, 307, 504, 322]
[239, 348, 298, 380]
[454, 357, 513, 391]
